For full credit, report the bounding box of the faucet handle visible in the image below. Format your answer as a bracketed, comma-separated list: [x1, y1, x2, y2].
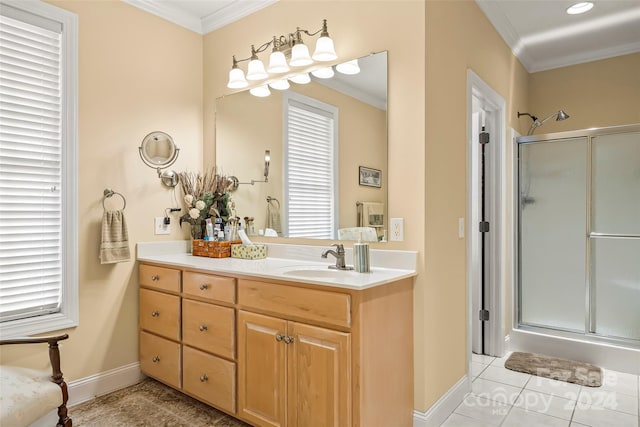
[331, 243, 345, 253]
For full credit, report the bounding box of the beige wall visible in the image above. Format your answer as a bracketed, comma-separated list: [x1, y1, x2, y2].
[216, 82, 386, 235]
[0, 1, 203, 380]
[526, 53, 640, 133]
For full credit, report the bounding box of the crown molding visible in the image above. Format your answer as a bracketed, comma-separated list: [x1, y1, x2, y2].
[201, 0, 279, 34]
[122, 0, 203, 34]
[529, 40, 640, 73]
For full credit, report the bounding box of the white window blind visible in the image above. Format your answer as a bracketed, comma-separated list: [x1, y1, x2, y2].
[0, 10, 63, 323]
[284, 94, 338, 239]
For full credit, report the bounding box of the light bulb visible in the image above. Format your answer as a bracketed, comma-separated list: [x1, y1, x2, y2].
[289, 73, 311, 84]
[336, 59, 360, 75]
[227, 67, 248, 89]
[246, 58, 268, 81]
[267, 51, 290, 73]
[269, 79, 290, 90]
[312, 36, 337, 62]
[249, 85, 271, 97]
[311, 67, 334, 79]
[289, 43, 313, 67]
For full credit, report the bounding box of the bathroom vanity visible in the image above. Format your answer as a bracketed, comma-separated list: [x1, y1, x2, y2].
[137, 243, 416, 427]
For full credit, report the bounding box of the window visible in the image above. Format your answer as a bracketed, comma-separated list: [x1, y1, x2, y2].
[283, 92, 338, 239]
[0, 0, 78, 337]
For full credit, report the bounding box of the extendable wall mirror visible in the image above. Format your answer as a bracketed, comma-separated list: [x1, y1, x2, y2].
[138, 131, 180, 187]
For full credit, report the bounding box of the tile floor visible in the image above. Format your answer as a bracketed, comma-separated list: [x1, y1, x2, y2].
[440, 353, 640, 427]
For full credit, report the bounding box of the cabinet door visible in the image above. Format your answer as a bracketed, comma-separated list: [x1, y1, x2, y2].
[287, 322, 351, 427]
[237, 311, 287, 427]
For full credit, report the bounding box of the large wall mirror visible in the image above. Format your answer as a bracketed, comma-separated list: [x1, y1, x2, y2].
[215, 51, 388, 241]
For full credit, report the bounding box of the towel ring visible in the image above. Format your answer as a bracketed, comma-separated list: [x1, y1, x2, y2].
[103, 188, 126, 210]
[266, 196, 280, 209]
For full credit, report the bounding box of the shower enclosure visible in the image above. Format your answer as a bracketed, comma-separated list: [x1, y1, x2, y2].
[516, 124, 640, 348]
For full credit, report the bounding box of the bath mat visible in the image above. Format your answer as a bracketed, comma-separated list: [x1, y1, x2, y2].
[505, 352, 602, 387]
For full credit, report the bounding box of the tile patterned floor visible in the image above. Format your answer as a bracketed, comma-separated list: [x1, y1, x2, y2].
[441, 353, 640, 427]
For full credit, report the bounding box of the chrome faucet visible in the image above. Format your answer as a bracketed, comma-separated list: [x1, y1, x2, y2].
[321, 244, 354, 270]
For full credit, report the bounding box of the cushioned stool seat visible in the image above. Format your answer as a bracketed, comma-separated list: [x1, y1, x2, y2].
[0, 366, 63, 426]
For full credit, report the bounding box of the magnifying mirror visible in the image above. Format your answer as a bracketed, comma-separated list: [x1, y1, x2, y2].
[138, 131, 180, 187]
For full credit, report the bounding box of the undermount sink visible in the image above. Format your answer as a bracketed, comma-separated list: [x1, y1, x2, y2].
[282, 268, 359, 279]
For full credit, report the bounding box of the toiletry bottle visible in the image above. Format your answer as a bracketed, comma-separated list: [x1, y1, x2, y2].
[353, 234, 370, 273]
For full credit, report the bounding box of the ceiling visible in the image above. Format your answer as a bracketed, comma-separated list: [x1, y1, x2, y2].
[123, 0, 640, 73]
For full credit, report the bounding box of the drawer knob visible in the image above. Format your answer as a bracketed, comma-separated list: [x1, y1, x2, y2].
[152, 356, 160, 363]
[199, 284, 209, 290]
[275, 333, 285, 342]
[199, 325, 208, 332]
[151, 275, 160, 281]
[200, 374, 209, 382]
[284, 335, 295, 344]
[151, 311, 160, 317]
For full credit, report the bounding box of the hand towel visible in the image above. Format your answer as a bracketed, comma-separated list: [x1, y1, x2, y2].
[100, 210, 131, 264]
[266, 202, 282, 235]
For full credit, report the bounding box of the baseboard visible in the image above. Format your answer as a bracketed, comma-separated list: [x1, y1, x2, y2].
[67, 362, 144, 407]
[413, 375, 470, 427]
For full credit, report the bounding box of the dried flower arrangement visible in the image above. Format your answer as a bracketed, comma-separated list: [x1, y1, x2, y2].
[179, 167, 234, 239]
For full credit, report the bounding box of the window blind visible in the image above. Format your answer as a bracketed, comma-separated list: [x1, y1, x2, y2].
[0, 12, 63, 322]
[285, 98, 336, 239]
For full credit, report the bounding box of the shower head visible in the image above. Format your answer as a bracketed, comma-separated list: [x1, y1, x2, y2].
[519, 109, 571, 135]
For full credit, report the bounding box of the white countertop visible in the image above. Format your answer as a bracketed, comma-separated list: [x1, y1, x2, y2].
[137, 241, 417, 291]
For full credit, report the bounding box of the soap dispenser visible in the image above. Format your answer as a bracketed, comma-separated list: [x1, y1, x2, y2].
[353, 234, 370, 273]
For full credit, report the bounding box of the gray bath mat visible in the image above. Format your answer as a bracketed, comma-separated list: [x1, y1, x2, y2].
[505, 352, 602, 387]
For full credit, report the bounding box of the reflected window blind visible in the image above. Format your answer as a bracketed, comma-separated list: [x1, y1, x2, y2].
[0, 12, 63, 322]
[285, 99, 336, 239]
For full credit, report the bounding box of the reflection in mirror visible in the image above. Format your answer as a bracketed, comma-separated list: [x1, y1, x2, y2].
[215, 51, 388, 241]
[139, 131, 180, 187]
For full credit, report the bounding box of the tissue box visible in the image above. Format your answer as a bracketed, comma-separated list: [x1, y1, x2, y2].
[231, 244, 267, 260]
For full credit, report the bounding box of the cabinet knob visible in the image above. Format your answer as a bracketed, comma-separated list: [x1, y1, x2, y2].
[199, 325, 208, 332]
[275, 333, 285, 342]
[284, 335, 295, 344]
[151, 311, 160, 317]
[199, 284, 209, 290]
[151, 275, 160, 281]
[152, 356, 160, 363]
[200, 374, 209, 382]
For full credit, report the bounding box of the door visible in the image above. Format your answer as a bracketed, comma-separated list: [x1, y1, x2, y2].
[237, 311, 287, 427]
[287, 321, 351, 427]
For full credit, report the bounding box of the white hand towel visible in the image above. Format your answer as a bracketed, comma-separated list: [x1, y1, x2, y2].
[266, 202, 282, 235]
[100, 210, 131, 264]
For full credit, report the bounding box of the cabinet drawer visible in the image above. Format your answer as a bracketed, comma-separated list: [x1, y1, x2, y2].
[140, 331, 181, 389]
[183, 272, 235, 304]
[139, 264, 181, 292]
[140, 288, 180, 340]
[182, 299, 235, 359]
[238, 280, 351, 328]
[183, 345, 236, 414]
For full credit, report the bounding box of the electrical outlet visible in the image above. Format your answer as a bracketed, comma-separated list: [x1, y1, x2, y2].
[390, 218, 404, 241]
[154, 216, 170, 235]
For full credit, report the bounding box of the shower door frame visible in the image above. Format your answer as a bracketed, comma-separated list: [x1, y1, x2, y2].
[513, 123, 640, 349]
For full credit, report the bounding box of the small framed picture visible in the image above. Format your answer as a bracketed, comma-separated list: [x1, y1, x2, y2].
[359, 166, 382, 188]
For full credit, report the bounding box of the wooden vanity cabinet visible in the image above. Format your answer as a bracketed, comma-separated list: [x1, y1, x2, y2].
[139, 262, 414, 427]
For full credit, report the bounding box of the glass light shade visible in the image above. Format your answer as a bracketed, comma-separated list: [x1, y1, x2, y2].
[336, 59, 360, 75]
[312, 36, 337, 61]
[311, 67, 334, 79]
[227, 67, 248, 89]
[249, 85, 270, 97]
[289, 43, 313, 67]
[289, 73, 311, 84]
[268, 79, 290, 90]
[246, 58, 268, 81]
[267, 51, 290, 73]
[566, 2, 593, 14]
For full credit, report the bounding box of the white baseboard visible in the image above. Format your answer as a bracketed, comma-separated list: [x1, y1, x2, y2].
[413, 375, 470, 427]
[67, 362, 144, 407]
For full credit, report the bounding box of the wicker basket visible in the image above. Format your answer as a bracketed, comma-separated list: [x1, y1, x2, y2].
[192, 240, 242, 258]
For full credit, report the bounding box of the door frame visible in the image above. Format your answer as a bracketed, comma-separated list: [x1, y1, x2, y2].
[466, 70, 507, 370]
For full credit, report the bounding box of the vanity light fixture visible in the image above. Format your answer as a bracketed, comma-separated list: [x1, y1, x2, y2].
[268, 79, 290, 90]
[227, 19, 337, 91]
[289, 73, 311, 85]
[311, 67, 335, 79]
[566, 2, 594, 15]
[249, 85, 271, 97]
[336, 59, 360, 75]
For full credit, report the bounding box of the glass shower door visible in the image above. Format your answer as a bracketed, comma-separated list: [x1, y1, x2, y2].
[590, 132, 640, 341]
[518, 138, 588, 332]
